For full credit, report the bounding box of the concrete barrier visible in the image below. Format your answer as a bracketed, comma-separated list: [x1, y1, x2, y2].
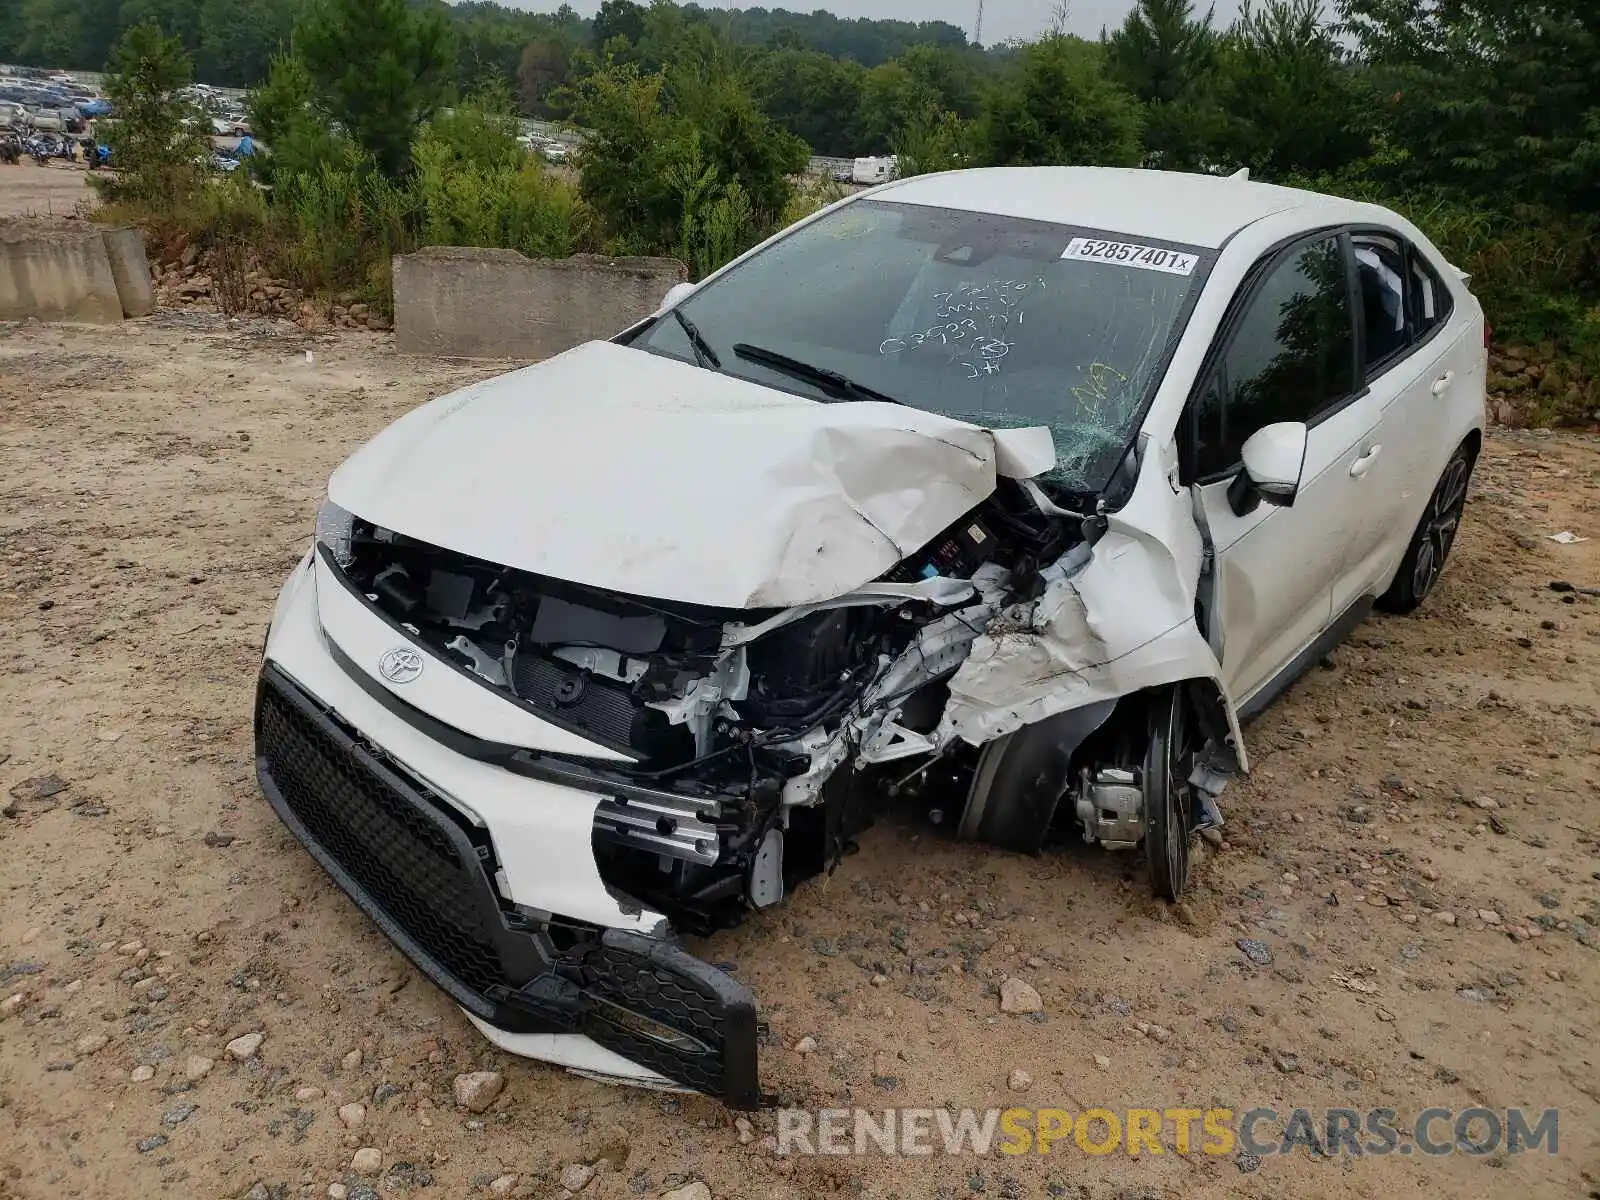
[393, 247, 688, 359]
[0, 222, 125, 324]
[0, 220, 156, 324]
[100, 226, 157, 318]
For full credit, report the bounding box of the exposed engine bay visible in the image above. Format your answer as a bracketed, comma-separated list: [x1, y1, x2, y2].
[331, 475, 1143, 933]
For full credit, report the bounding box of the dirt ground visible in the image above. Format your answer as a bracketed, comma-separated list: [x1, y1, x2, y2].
[0, 163, 92, 219]
[0, 305, 1597, 1200]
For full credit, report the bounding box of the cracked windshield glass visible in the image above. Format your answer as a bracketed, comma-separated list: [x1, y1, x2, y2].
[638, 198, 1212, 490]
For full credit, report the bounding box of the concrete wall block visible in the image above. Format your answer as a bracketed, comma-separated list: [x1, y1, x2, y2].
[0, 225, 125, 324]
[393, 246, 688, 360]
[100, 226, 157, 318]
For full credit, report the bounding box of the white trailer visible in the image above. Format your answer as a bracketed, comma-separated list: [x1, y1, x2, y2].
[851, 155, 898, 185]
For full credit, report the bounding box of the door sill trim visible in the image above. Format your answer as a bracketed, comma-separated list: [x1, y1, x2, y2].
[1238, 595, 1375, 725]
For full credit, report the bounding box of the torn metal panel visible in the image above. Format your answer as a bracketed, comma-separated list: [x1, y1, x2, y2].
[937, 488, 1247, 770]
[328, 340, 1056, 610]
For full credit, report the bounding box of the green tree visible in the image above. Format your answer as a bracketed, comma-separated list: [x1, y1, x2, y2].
[593, 0, 646, 51]
[1208, 0, 1369, 177]
[117, 0, 204, 56]
[452, 3, 533, 93]
[856, 60, 941, 153]
[563, 65, 683, 251]
[977, 35, 1143, 168]
[196, 0, 299, 86]
[1338, 0, 1600, 211]
[669, 53, 809, 225]
[94, 20, 208, 207]
[898, 43, 984, 118]
[692, 5, 970, 66]
[1103, 0, 1225, 169]
[517, 37, 571, 116]
[12, 0, 85, 67]
[892, 102, 975, 177]
[423, 78, 523, 172]
[294, 0, 455, 179]
[565, 49, 806, 275]
[247, 47, 343, 180]
[1105, 0, 1217, 104]
[751, 48, 865, 156]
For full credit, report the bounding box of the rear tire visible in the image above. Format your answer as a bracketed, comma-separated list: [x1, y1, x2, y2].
[1144, 687, 1194, 902]
[1377, 444, 1474, 615]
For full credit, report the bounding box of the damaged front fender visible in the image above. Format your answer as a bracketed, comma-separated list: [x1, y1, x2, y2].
[939, 492, 1248, 854]
[939, 514, 1246, 770]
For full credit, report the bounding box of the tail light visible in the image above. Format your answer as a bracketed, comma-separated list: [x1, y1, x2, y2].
[1483, 320, 1493, 349]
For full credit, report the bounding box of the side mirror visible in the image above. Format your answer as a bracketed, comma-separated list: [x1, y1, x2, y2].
[1230, 421, 1308, 516]
[659, 281, 697, 312]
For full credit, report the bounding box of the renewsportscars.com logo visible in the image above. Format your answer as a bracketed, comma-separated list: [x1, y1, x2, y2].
[774, 1106, 1561, 1158]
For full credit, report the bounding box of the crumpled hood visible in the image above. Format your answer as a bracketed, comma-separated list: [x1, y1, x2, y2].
[329, 340, 1051, 608]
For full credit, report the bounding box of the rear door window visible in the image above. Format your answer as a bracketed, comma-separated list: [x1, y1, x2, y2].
[1353, 234, 1410, 369]
[1408, 252, 1453, 337]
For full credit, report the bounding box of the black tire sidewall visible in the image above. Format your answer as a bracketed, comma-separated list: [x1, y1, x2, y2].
[1145, 688, 1191, 901]
[1378, 445, 1474, 615]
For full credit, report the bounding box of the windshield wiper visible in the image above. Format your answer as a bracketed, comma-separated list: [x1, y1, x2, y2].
[671, 308, 721, 370]
[732, 343, 903, 405]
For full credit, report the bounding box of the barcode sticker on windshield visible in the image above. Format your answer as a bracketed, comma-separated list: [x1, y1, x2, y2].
[1062, 238, 1199, 275]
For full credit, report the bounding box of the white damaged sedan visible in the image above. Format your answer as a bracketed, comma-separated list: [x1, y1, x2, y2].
[255, 167, 1486, 1107]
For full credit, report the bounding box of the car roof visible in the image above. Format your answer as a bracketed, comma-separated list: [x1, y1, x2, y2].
[871, 166, 1368, 250]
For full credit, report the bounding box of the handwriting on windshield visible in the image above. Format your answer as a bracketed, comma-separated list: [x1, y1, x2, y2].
[934, 277, 1047, 318]
[879, 277, 1047, 381]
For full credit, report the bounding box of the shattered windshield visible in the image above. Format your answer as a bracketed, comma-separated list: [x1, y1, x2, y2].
[634, 198, 1212, 492]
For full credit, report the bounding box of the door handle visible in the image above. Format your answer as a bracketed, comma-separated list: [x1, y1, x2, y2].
[1431, 370, 1455, 396]
[1349, 444, 1382, 477]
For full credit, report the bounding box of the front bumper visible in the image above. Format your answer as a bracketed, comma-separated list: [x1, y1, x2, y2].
[255, 661, 762, 1108]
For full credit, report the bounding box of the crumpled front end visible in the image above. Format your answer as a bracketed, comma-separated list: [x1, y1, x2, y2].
[255, 550, 764, 1105]
[255, 362, 1247, 1105]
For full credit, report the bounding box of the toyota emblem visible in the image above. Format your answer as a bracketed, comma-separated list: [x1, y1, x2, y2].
[378, 647, 424, 684]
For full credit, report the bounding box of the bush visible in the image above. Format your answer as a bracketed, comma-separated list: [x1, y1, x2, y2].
[892, 104, 975, 178]
[779, 174, 848, 228]
[272, 154, 417, 298]
[423, 80, 526, 173]
[414, 134, 588, 259]
[564, 54, 808, 277]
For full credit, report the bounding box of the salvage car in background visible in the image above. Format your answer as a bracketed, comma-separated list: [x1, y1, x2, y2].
[255, 167, 1487, 1107]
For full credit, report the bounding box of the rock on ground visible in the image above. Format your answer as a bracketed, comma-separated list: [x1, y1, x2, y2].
[560, 1163, 595, 1192]
[999, 978, 1043, 1013]
[451, 1070, 504, 1113]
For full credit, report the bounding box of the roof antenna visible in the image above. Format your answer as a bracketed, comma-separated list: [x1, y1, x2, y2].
[1229, 167, 1250, 181]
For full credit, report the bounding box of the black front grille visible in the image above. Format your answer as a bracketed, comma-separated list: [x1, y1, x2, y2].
[255, 669, 546, 1013]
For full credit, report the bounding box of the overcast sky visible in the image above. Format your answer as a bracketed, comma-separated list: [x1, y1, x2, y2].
[517, 1, 1243, 44]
